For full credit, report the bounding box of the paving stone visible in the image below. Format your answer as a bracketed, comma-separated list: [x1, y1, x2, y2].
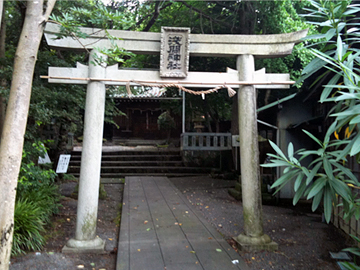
[116, 176, 249, 270]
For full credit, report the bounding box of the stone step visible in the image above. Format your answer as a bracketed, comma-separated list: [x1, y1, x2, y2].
[69, 155, 182, 162]
[71, 172, 211, 178]
[71, 150, 181, 157]
[68, 166, 213, 174]
[69, 160, 184, 166]
[67, 148, 217, 178]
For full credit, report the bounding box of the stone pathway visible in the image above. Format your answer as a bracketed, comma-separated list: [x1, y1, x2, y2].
[116, 176, 249, 270]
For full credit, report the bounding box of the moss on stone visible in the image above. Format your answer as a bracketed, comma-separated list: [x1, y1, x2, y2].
[99, 184, 107, 200]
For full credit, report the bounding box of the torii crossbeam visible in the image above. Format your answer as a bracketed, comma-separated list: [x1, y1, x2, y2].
[43, 23, 307, 253]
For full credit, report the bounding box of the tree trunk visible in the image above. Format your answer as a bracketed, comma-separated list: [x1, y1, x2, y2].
[0, 1, 56, 268]
[0, 6, 6, 139]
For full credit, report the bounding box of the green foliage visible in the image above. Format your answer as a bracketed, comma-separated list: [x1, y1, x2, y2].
[264, 0, 360, 225]
[19, 185, 61, 224]
[157, 111, 176, 131]
[12, 199, 46, 256]
[62, 173, 77, 182]
[13, 142, 61, 255]
[18, 141, 57, 193]
[340, 234, 360, 269]
[50, 0, 135, 66]
[13, 184, 60, 256]
[263, 134, 357, 223]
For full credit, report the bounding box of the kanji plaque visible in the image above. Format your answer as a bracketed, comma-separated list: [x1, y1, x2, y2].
[160, 27, 190, 78]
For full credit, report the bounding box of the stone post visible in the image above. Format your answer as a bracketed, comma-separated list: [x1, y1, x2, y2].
[234, 55, 277, 251]
[63, 50, 107, 253]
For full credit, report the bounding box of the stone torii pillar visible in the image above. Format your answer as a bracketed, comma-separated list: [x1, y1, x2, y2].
[235, 55, 277, 250]
[63, 50, 107, 253]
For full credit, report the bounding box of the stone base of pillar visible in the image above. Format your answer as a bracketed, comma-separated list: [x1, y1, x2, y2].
[62, 236, 106, 254]
[233, 234, 278, 252]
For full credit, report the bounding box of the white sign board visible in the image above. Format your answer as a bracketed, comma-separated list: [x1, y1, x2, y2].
[38, 152, 51, 164]
[56, 154, 71, 173]
[232, 135, 240, 147]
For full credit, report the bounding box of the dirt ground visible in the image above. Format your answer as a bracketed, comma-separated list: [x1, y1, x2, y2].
[10, 176, 352, 270]
[10, 182, 122, 270]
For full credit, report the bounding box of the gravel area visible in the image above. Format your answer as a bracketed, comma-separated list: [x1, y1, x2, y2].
[170, 176, 351, 270]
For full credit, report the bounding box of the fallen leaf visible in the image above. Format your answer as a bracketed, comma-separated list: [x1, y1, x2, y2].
[208, 237, 212, 240]
[252, 257, 255, 260]
[146, 228, 151, 231]
[138, 249, 141, 252]
[108, 238, 113, 241]
[205, 206, 209, 209]
[190, 251, 196, 253]
[179, 223, 182, 226]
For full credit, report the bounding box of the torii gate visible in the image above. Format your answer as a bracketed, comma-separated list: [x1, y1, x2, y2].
[43, 23, 307, 253]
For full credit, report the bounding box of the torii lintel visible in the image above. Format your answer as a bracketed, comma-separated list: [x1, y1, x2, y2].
[44, 23, 308, 58]
[44, 63, 291, 89]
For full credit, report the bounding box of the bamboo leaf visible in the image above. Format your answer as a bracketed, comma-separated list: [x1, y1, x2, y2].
[307, 177, 327, 199]
[303, 130, 323, 147]
[336, 35, 343, 60]
[323, 157, 333, 180]
[299, 150, 320, 157]
[336, 135, 357, 161]
[294, 173, 304, 192]
[288, 143, 294, 159]
[271, 170, 299, 189]
[329, 160, 359, 183]
[312, 188, 324, 212]
[320, 73, 342, 102]
[329, 178, 351, 202]
[324, 121, 338, 146]
[261, 161, 291, 167]
[325, 28, 336, 41]
[323, 186, 332, 223]
[350, 115, 360, 125]
[350, 133, 360, 156]
[331, 105, 360, 117]
[301, 55, 326, 75]
[268, 140, 288, 161]
[301, 167, 310, 178]
[293, 180, 307, 205]
[306, 162, 322, 185]
[266, 153, 286, 160]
